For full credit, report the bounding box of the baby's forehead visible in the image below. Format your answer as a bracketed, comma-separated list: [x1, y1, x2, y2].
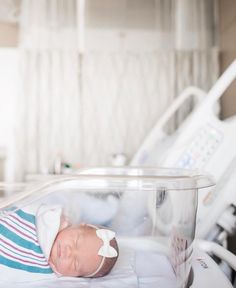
[75, 226, 103, 250]
[73, 224, 97, 235]
[61, 224, 98, 242]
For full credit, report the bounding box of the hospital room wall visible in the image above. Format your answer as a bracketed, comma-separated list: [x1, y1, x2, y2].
[219, 0, 236, 257]
[0, 22, 18, 47]
[219, 0, 236, 119]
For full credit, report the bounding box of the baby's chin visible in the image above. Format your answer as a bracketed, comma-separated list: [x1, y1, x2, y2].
[48, 259, 62, 276]
[48, 243, 60, 274]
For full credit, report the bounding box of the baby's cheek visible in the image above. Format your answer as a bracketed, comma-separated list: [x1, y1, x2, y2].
[56, 261, 77, 276]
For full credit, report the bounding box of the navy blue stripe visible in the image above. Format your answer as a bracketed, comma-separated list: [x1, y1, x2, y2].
[0, 255, 53, 274]
[0, 224, 42, 253]
[15, 209, 35, 224]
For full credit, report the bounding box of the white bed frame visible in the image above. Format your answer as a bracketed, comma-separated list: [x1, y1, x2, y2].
[128, 60, 236, 245]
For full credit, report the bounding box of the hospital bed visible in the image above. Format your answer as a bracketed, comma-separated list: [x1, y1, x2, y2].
[0, 167, 236, 288]
[129, 60, 236, 244]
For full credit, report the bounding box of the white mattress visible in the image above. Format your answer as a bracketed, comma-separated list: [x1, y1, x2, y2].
[0, 245, 176, 288]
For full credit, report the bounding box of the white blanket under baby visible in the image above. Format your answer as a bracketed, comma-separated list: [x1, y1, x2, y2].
[0, 246, 176, 288]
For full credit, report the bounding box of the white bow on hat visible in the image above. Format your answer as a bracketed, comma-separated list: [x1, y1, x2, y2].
[96, 229, 118, 258]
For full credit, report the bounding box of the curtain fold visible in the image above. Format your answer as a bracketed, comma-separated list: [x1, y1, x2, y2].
[14, 49, 81, 180]
[13, 0, 219, 180]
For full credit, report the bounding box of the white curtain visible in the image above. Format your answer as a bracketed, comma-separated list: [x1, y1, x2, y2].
[13, 0, 82, 180]
[13, 0, 219, 180]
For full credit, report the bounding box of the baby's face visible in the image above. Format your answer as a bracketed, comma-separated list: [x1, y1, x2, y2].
[49, 224, 102, 277]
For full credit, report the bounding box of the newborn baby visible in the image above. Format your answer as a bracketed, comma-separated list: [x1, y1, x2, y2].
[0, 204, 119, 281]
[49, 222, 119, 277]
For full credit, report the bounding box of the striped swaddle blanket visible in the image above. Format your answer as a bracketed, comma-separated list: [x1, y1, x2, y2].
[0, 208, 53, 274]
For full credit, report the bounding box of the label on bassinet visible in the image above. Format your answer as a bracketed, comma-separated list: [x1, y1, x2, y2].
[170, 227, 193, 284]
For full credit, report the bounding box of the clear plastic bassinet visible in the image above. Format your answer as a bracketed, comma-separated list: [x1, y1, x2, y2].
[0, 167, 214, 288]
